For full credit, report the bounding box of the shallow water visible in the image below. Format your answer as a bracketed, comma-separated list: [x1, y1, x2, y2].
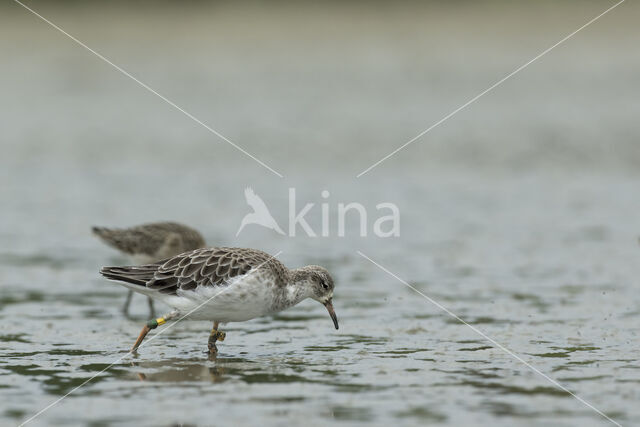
[2, 2, 640, 426]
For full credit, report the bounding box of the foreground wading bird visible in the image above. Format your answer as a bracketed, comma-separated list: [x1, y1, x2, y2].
[99, 247, 338, 354]
[92, 222, 206, 316]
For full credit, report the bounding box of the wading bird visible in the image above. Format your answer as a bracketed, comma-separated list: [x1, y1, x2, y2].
[99, 247, 338, 355]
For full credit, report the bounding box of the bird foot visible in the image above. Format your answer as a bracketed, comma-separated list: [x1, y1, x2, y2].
[208, 329, 225, 354]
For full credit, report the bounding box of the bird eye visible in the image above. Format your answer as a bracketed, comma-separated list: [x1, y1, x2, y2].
[321, 281, 329, 290]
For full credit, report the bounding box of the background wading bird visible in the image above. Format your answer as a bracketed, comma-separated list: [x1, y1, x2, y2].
[92, 221, 206, 316]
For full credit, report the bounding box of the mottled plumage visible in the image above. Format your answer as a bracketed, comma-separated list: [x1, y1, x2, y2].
[102, 247, 288, 295]
[99, 247, 338, 354]
[92, 222, 205, 263]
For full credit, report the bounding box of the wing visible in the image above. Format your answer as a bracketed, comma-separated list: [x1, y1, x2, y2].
[134, 222, 205, 251]
[92, 226, 163, 256]
[146, 247, 286, 295]
[94, 222, 205, 257]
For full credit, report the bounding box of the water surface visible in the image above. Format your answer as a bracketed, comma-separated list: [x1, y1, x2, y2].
[1, 2, 639, 426]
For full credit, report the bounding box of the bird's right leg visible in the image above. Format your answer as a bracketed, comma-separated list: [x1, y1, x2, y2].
[122, 290, 133, 316]
[147, 297, 156, 318]
[131, 310, 180, 353]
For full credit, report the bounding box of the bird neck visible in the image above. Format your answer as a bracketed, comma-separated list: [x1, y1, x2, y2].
[282, 269, 314, 306]
[288, 268, 310, 284]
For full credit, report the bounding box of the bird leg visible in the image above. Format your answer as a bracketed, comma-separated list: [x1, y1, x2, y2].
[122, 290, 133, 316]
[147, 297, 156, 318]
[208, 321, 226, 354]
[131, 311, 180, 353]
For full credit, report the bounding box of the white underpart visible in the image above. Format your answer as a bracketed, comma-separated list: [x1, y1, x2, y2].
[158, 271, 283, 322]
[286, 284, 299, 301]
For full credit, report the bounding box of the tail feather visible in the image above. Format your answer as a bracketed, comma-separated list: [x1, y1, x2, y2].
[92, 226, 139, 255]
[93, 226, 120, 247]
[92, 226, 118, 242]
[92, 226, 108, 236]
[100, 264, 159, 287]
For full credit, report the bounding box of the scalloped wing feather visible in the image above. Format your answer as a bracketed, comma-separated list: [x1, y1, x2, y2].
[145, 247, 285, 295]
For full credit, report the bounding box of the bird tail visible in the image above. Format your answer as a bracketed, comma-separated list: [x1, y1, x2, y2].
[100, 264, 159, 290]
[92, 226, 127, 250]
[92, 226, 114, 239]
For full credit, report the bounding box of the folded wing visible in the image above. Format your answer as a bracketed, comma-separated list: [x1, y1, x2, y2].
[100, 247, 285, 296]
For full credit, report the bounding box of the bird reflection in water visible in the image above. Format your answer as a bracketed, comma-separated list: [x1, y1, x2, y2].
[130, 357, 239, 383]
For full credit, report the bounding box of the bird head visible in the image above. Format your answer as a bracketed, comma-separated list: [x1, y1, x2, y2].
[291, 265, 338, 330]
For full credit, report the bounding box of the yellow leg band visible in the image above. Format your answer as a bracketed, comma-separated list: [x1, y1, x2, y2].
[147, 314, 174, 329]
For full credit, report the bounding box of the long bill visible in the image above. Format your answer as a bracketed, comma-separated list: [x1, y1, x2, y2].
[324, 299, 339, 330]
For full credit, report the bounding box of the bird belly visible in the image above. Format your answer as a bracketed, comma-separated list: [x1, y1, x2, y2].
[160, 275, 280, 322]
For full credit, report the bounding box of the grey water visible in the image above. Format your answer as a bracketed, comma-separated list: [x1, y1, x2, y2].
[1, 2, 640, 426]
